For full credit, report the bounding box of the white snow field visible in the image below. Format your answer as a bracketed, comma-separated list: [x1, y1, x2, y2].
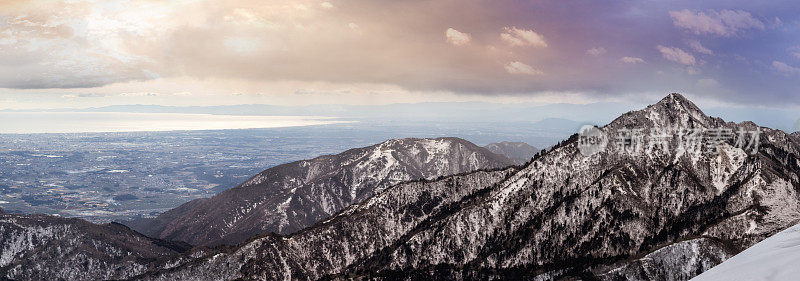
[692, 223, 800, 281]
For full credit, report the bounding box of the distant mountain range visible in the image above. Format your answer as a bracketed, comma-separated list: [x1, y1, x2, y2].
[5, 100, 798, 132]
[484, 141, 539, 164]
[2, 93, 799, 280]
[127, 137, 515, 246]
[2, 102, 630, 125]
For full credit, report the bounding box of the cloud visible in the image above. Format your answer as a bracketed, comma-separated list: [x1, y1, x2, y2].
[669, 9, 765, 37]
[320, 2, 334, 8]
[688, 40, 713, 55]
[773, 61, 800, 75]
[657, 45, 696, 65]
[790, 46, 800, 60]
[0, 0, 185, 89]
[445, 28, 471, 46]
[504, 61, 543, 75]
[500, 26, 547, 47]
[224, 37, 261, 55]
[696, 78, 719, 88]
[586, 47, 606, 56]
[619, 56, 645, 64]
[0, 0, 796, 106]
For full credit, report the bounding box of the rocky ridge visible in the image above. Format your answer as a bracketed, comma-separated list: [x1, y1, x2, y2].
[130, 137, 514, 246]
[131, 93, 800, 280]
[0, 213, 190, 281]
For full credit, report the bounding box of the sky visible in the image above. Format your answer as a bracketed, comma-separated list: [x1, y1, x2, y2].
[1, 0, 799, 110]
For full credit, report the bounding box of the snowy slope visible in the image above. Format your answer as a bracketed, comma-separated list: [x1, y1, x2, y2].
[0, 213, 190, 281]
[130, 137, 514, 246]
[691, 222, 800, 281]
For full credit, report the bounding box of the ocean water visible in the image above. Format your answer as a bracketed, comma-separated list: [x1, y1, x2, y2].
[0, 112, 352, 134]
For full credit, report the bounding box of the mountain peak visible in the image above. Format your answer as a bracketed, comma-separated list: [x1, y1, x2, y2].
[607, 93, 711, 130]
[654, 93, 702, 112]
[663, 92, 689, 102]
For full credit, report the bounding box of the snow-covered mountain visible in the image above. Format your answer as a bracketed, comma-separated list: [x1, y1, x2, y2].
[129, 137, 514, 246]
[484, 141, 539, 164]
[0, 212, 190, 280]
[128, 93, 800, 280]
[690, 222, 800, 281]
[4, 93, 800, 281]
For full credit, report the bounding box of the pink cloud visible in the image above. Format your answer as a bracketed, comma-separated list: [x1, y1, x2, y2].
[504, 61, 543, 75]
[500, 27, 547, 47]
[619, 56, 645, 64]
[445, 28, 471, 46]
[657, 45, 696, 66]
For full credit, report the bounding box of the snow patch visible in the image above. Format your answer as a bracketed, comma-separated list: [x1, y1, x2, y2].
[709, 144, 746, 193]
[692, 223, 800, 281]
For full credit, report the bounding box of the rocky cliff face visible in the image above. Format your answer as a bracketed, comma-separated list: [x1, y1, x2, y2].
[484, 141, 539, 165]
[131, 137, 514, 246]
[0, 213, 189, 281]
[129, 93, 800, 280]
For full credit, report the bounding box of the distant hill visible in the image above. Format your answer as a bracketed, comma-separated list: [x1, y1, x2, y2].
[127, 137, 514, 246]
[484, 141, 539, 164]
